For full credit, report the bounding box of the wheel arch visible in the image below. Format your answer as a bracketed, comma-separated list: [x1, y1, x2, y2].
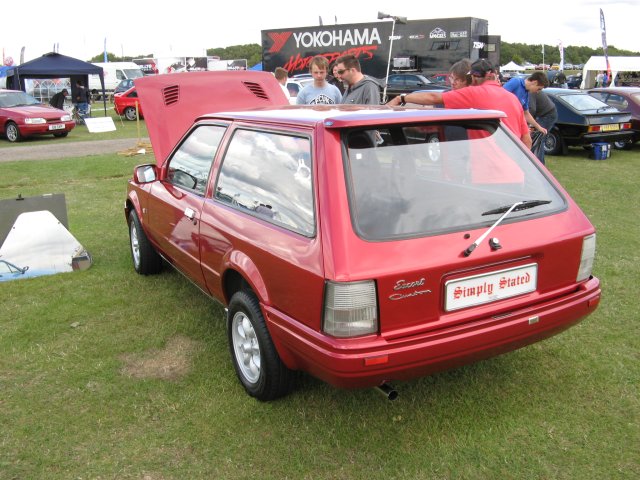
[221, 251, 270, 306]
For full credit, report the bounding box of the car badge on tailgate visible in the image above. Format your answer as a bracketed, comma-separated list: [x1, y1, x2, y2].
[389, 277, 432, 301]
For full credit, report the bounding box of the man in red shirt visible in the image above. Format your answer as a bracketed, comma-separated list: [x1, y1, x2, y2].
[387, 59, 532, 149]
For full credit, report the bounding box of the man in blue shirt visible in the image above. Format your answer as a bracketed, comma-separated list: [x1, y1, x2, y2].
[503, 71, 549, 134]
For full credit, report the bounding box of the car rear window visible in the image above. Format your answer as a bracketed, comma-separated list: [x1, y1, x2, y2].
[343, 122, 566, 240]
[558, 93, 611, 111]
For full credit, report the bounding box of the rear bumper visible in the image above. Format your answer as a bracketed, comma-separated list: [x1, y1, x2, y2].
[264, 276, 601, 389]
[567, 130, 634, 146]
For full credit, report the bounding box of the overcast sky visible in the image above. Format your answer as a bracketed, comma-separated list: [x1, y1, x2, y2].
[2, 0, 637, 64]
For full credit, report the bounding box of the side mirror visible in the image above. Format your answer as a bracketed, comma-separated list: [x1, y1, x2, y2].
[133, 164, 157, 183]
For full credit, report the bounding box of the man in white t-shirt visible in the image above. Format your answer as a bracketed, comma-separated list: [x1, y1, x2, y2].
[274, 67, 291, 103]
[296, 56, 342, 105]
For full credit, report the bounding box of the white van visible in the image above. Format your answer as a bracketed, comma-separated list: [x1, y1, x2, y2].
[89, 62, 144, 95]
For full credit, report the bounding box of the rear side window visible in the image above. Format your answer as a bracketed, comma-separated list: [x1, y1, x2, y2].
[166, 125, 226, 195]
[215, 129, 314, 236]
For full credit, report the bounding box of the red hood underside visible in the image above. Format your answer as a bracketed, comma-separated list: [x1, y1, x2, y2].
[135, 71, 289, 165]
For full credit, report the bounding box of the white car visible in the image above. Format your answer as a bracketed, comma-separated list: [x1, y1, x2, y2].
[286, 78, 313, 104]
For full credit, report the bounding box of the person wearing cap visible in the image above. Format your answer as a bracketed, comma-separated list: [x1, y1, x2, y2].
[386, 59, 532, 149]
[503, 71, 549, 135]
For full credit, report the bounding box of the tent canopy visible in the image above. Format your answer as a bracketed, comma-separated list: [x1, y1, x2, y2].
[581, 56, 640, 88]
[501, 61, 524, 72]
[5, 52, 107, 115]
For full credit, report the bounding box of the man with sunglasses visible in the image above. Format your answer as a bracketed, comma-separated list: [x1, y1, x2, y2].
[334, 54, 382, 105]
[386, 59, 532, 149]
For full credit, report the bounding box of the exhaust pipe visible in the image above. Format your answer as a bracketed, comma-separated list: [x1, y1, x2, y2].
[375, 382, 398, 401]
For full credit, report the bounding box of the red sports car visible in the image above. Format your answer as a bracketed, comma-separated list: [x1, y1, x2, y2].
[0, 89, 75, 142]
[125, 71, 600, 401]
[114, 87, 144, 121]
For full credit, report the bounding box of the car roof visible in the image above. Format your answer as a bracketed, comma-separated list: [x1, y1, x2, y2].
[588, 87, 640, 94]
[201, 105, 506, 129]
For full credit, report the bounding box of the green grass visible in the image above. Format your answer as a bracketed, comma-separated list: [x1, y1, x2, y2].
[1, 146, 639, 479]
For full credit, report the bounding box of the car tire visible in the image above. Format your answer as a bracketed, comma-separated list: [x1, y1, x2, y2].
[543, 129, 563, 156]
[5, 122, 22, 142]
[128, 209, 162, 275]
[124, 107, 138, 121]
[53, 132, 69, 138]
[613, 139, 632, 150]
[227, 290, 294, 401]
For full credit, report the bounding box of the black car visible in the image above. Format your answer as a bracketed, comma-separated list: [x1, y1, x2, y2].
[543, 88, 633, 155]
[379, 73, 450, 102]
[566, 73, 583, 89]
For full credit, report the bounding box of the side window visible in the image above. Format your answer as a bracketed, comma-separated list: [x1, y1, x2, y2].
[128, 90, 138, 98]
[166, 125, 226, 196]
[215, 129, 314, 236]
[287, 83, 300, 97]
[116, 70, 125, 80]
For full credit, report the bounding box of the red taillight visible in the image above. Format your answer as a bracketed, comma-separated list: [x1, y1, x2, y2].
[621, 122, 632, 130]
[587, 125, 602, 133]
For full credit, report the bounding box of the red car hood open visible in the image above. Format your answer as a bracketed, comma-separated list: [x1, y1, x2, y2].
[135, 71, 289, 166]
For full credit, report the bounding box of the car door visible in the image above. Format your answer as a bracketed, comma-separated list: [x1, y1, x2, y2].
[146, 125, 227, 290]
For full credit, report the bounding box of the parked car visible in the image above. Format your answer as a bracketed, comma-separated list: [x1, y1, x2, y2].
[125, 71, 600, 401]
[0, 89, 75, 142]
[543, 87, 633, 155]
[566, 73, 583, 89]
[113, 87, 143, 121]
[285, 78, 314, 104]
[588, 87, 640, 148]
[114, 79, 136, 96]
[426, 72, 450, 86]
[379, 73, 450, 101]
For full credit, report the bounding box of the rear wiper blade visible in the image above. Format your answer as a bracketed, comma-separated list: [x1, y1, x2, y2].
[482, 199, 551, 216]
[463, 200, 551, 257]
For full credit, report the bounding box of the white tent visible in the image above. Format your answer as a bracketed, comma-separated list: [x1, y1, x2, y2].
[581, 56, 640, 88]
[500, 61, 524, 72]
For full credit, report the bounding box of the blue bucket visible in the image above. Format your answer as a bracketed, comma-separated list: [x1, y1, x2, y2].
[590, 142, 611, 160]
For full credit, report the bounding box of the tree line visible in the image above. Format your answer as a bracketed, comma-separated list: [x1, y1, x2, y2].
[91, 42, 638, 70]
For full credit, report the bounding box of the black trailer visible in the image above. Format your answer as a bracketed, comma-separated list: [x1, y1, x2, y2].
[262, 17, 500, 78]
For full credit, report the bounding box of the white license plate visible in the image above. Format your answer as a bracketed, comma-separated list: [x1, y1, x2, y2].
[445, 263, 538, 311]
[600, 124, 620, 132]
[48, 124, 65, 130]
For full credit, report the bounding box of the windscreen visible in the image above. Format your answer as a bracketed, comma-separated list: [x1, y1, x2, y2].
[0, 91, 39, 107]
[344, 122, 566, 240]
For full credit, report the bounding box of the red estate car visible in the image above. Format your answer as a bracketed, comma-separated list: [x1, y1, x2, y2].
[0, 89, 75, 142]
[125, 71, 600, 401]
[114, 86, 143, 121]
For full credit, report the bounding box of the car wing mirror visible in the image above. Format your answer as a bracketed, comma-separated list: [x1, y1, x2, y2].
[133, 164, 157, 183]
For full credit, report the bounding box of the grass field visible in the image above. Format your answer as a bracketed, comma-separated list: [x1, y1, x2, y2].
[0, 136, 638, 479]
